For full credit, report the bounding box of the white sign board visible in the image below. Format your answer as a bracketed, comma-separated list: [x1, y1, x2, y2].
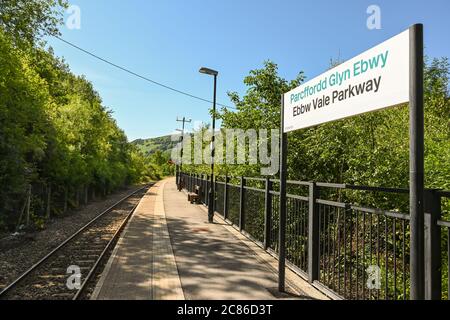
[283, 29, 410, 133]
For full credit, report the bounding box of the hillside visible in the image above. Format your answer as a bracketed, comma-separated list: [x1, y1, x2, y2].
[133, 135, 178, 157]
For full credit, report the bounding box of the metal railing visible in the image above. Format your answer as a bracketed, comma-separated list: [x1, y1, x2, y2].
[179, 172, 450, 300]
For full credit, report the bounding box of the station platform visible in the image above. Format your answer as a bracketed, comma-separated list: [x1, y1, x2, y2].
[92, 178, 328, 300]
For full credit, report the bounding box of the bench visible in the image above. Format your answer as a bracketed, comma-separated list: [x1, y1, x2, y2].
[188, 185, 202, 204]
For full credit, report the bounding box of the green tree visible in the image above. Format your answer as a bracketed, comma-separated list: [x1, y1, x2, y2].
[213, 58, 449, 199]
[0, 0, 68, 45]
[0, 0, 151, 230]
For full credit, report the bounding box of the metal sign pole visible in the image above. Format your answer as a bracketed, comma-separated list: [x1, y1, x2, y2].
[409, 23, 425, 300]
[279, 94, 288, 292]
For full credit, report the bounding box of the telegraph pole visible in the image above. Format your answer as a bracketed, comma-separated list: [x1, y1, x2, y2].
[176, 117, 191, 188]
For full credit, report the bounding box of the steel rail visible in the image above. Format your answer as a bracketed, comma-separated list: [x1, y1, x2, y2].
[0, 184, 151, 299]
[73, 199, 141, 300]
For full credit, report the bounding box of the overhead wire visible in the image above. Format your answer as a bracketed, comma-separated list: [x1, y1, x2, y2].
[53, 35, 237, 110]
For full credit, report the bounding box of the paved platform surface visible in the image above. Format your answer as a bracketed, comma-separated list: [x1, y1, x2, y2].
[92, 181, 184, 300]
[92, 178, 328, 300]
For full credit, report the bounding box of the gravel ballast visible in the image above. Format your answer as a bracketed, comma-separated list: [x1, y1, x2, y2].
[0, 185, 145, 291]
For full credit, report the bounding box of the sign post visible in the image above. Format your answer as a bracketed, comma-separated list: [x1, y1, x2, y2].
[279, 24, 424, 299]
[278, 95, 287, 292]
[409, 23, 425, 300]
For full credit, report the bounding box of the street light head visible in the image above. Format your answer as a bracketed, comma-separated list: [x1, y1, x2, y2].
[199, 67, 218, 76]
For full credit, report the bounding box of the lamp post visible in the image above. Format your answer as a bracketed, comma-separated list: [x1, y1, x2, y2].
[199, 67, 218, 224]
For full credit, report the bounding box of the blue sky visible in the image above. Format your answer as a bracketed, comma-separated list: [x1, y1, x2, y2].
[46, 0, 450, 141]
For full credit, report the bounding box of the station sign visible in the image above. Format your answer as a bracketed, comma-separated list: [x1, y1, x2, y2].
[283, 29, 410, 132]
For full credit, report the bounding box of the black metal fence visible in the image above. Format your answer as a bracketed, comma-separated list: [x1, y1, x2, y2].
[179, 172, 450, 300]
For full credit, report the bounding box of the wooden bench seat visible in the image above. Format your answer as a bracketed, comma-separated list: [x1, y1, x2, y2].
[188, 185, 202, 204]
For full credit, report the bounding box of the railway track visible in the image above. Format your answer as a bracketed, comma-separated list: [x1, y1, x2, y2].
[0, 185, 151, 300]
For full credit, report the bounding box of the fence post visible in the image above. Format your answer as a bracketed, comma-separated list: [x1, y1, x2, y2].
[195, 174, 198, 194]
[239, 177, 246, 232]
[201, 175, 204, 204]
[76, 187, 80, 208]
[424, 189, 442, 300]
[264, 178, 273, 250]
[199, 174, 202, 196]
[84, 185, 88, 205]
[46, 183, 52, 220]
[25, 185, 31, 227]
[202, 174, 205, 204]
[203, 175, 206, 205]
[224, 176, 229, 221]
[205, 175, 209, 206]
[213, 175, 217, 214]
[308, 182, 320, 283]
[64, 186, 68, 213]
